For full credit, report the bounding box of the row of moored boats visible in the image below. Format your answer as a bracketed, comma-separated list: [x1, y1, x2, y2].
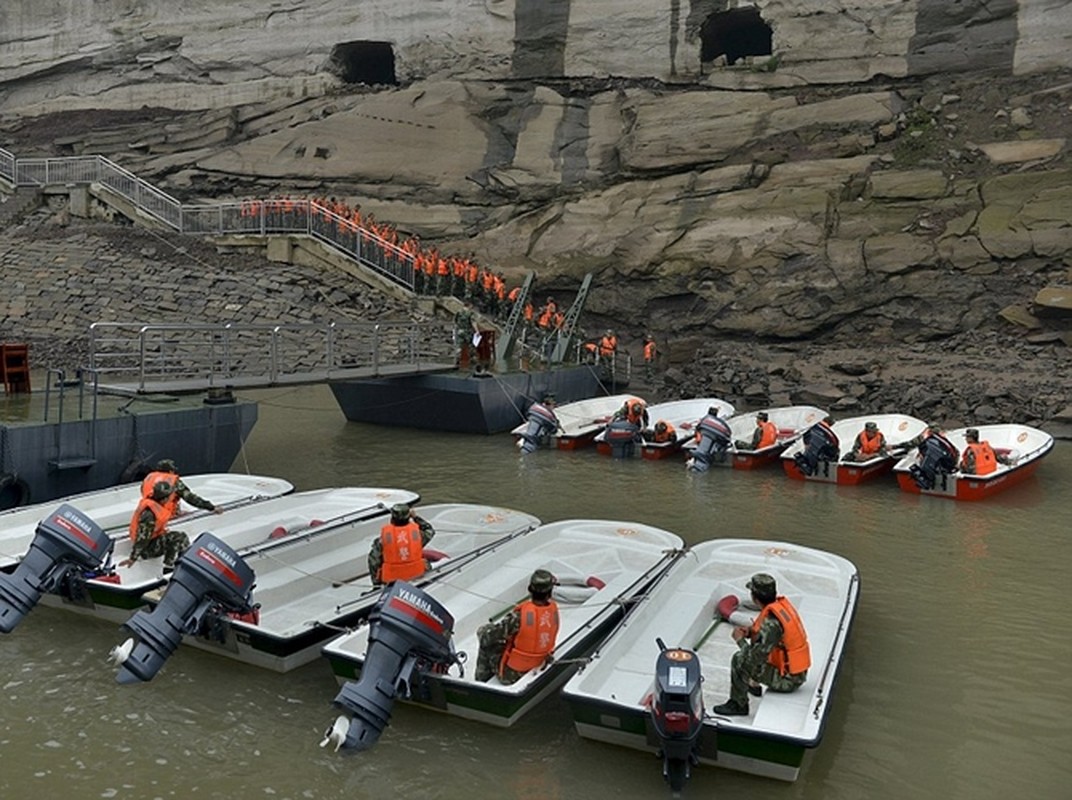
[512, 394, 1055, 502]
[0, 474, 859, 790]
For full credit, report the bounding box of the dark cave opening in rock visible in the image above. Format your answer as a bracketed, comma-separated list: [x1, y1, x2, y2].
[700, 7, 773, 66]
[330, 41, 397, 85]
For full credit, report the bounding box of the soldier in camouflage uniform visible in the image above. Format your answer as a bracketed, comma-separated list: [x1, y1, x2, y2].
[367, 504, 436, 586]
[713, 573, 810, 716]
[151, 459, 221, 514]
[121, 481, 192, 571]
[475, 569, 557, 685]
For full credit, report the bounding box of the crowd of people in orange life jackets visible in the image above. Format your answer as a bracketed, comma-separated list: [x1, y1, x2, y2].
[240, 195, 667, 367]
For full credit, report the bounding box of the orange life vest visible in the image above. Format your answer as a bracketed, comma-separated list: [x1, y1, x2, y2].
[501, 599, 560, 676]
[757, 420, 778, 448]
[750, 597, 811, 677]
[625, 399, 645, 425]
[379, 520, 425, 582]
[653, 422, 676, 443]
[643, 340, 656, 361]
[128, 497, 175, 541]
[963, 442, 997, 475]
[140, 471, 180, 516]
[858, 429, 884, 455]
[599, 335, 617, 357]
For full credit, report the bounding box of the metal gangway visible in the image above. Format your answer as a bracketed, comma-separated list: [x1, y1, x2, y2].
[88, 321, 456, 395]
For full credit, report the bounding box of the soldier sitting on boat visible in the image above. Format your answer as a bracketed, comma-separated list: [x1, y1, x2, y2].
[475, 569, 559, 685]
[842, 421, 889, 462]
[734, 411, 778, 451]
[368, 503, 436, 586]
[959, 428, 1012, 475]
[713, 573, 811, 717]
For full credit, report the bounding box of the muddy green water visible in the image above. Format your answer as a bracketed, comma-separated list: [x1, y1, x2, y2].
[2, 384, 1069, 799]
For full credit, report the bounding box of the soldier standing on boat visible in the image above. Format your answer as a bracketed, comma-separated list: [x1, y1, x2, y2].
[475, 569, 559, 685]
[713, 573, 810, 717]
[368, 503, 436, 586]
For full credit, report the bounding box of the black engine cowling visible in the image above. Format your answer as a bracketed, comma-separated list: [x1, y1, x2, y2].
[647, 639, 704, 793]
[794, 423, 840, 476]
[604, 418, 641, 458]
[688, 415, 732, 473]
[112, 532, 257, 684]
[910, 433, 959, 490]
[0, 504, 113, 634]
[322, 581, 460, 753]
[518, 402, 559, 454]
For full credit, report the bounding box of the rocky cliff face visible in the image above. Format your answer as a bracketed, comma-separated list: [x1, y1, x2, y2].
[4, 0, 1072, 114]
[2, 1, 1072, 353]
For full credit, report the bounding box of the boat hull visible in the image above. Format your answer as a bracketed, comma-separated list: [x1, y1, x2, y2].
[321, 519, 685, 728]
[895, 456, 1046, 500]
[566, 701, 810, 782]
[892, 424, 1055, 501]
[324, 618, 616, 726]
[782, 456, 896, 485]
[560, 538, 859, 783]
[330, 366, 602, 434]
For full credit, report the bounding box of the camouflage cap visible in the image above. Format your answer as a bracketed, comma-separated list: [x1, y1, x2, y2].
[529, 569, 556, 593]
[152, 480, 173, 500]
[746, 573, 777, 596]
[865, 421, 878, 431]
[390, 503, 411, 522]
[756, 411, 769, 421]
[157, 459, 177, 472]
[965, 428, 979, 440]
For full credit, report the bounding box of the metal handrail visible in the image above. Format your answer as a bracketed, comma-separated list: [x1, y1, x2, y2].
[87, 320, 454, 391]
[2, 147, 419, 292]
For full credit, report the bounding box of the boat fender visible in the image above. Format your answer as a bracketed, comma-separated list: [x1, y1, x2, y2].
[0, 503, 113, 633]
[309, 519, 325, 527]
[111, 533, 257, 684]
[0, 472, 30, 511]
[586, 576, 606, 589]
[424, 549, 448, 562]
[268, 526, 289, 540]
[228, 606, 261, 626]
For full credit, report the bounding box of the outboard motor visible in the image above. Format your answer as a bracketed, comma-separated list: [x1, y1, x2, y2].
[604, 418, 641, 458]
[910, 433, 959, 490]
[518, 401, 560, 454]
[111, 532, 256, 684]
[0, 504, 113, 634]
[794, 422, 840, 476]
[647, 638, 704, 793]
[321, 581, 460, 753]
[688, 415, 732, 473]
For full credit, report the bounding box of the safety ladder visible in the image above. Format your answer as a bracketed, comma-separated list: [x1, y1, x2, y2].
[549, 273, 593, 363]
[495, 272, 535, 369]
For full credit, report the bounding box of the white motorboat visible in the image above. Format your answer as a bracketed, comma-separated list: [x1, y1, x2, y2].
[561, 538, 859, 784]
[892, 423, 1054, 500]
[0, 473, 294, 571]
[512, 394, 639, 450]
[683, 405, 826, 469]
[781, 412, 927, 484]
[321, 519, 685, 732]
[595, 398, 735, 459]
